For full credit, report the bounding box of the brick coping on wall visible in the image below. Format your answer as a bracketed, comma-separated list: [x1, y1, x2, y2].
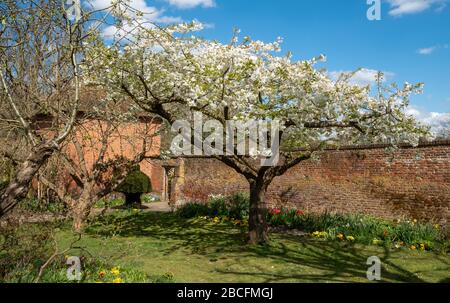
[168, 139, 450, 159]
[316, 139, 450, 151]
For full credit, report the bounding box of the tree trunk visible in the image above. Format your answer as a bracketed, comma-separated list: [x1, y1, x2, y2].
[0, 143, 54, 217]
[124, 192, 141, 207]
[248, 179, 269, 244]
[71, 187, 95, 233]
[72, 205, 90, 233]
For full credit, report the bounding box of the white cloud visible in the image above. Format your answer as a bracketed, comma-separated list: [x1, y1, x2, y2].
[387, 0, 447, 16]
[86, 0, 182, 38]
[88, 0, 181, 23]
[417, 46, 437, 55]
[416, 44, 448, 55]
[406, 105, 450, 137]
[165, 0, 216, 9]
[329, 68, 395, 87]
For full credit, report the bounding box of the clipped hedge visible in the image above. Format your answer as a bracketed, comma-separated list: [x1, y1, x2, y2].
[116, 169, 152, 194]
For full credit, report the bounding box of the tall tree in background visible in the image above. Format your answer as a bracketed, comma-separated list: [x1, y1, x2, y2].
[0, 0, 119, 217]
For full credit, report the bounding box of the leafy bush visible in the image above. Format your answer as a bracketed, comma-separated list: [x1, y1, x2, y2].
[19, 198, 67, 214]
[177, 193, 249, 220]
[227, 193, 249, 220]
[116, 169, 151, 194]
[115, 169, 152, 205]
[208, 195, 228, 217]
[176, 202, 210, 219]
[0, 223, 55, 282]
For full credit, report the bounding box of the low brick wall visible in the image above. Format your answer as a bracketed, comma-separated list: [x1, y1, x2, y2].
[174, 142, 450, 225]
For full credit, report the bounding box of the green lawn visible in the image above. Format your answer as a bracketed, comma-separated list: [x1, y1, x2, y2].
[56, 210, 450, 283]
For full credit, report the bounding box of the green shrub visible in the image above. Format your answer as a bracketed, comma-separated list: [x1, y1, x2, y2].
[177, 193, 250, 220]
[176, 202, 210, 218]
[228, 193, 249, 220]
[19, 198, 67, 214]
[116, 169, 152, 194]
[0, 223, 55, 282]
[116, 168, 151, 205]
[208, 195, 228, 217]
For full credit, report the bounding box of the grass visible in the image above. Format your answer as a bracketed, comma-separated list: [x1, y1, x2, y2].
[52, 210, 450, 283]
[94, 198, 125, 209]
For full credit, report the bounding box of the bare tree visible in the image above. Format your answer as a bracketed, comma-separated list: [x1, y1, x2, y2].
[0, 0, 112, 217]
[37, 99, 160, 231]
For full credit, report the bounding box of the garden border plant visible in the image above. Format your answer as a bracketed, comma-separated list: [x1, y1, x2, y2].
[176, 193, 448, 252]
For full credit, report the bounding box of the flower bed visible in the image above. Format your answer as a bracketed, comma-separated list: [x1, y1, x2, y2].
[267, 207, 447, 252]
[175, 193, 448, 252]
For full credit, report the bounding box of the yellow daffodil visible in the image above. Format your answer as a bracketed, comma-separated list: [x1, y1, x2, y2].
[346, 236, 355, 241]
[311, 231, 328, 238]
[337, 233, 344, 240]
[410, 245, 417, 251]
[420, 244, 426, 251]
[372, 239, 382, 245]
[112, 277, 123, 283]
[110, 267, 120, 275]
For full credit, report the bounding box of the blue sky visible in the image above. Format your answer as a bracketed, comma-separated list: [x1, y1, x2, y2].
[90, 0, 450, 129]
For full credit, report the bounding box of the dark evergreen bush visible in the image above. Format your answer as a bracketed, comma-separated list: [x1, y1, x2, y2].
[116, 169, 152, 206]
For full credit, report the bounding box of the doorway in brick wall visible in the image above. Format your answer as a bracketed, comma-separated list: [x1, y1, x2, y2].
[162, 166, 176, 203]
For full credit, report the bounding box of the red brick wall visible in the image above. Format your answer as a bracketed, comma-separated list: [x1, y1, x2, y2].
[177, 142, 450, 224]
[37, 118, 164, 196]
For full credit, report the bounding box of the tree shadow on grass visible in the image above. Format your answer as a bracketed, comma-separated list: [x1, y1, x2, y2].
[219, 235, 434, 283]
[84, 212, 448, 283]
[85, 212, 248, 256]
